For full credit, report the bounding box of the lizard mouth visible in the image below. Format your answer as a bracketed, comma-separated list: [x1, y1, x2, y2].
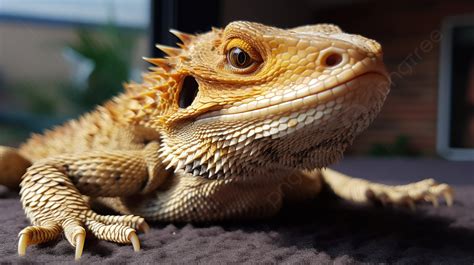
[197, 71, 390, 122]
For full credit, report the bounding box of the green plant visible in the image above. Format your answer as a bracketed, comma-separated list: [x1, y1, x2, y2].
[65, 25, 138, 111]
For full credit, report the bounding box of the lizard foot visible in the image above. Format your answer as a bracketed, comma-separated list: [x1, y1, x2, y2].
[18, 160, 151, 260]
[18, 212, 148, 260]
[365, 178, 454, 210]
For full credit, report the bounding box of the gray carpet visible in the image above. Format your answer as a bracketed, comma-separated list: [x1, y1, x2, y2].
[0, 158, 473, 264]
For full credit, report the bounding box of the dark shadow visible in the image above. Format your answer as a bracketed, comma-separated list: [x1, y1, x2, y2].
[83, 237, 114, 258]
[177, 192, 474, 264]
[0, 186, 18, 199]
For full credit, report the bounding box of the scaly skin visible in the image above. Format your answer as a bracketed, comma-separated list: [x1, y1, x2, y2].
[0, 21, 453, 260]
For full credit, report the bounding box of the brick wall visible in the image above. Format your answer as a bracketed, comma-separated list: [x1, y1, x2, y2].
[312, 0, 474, 155]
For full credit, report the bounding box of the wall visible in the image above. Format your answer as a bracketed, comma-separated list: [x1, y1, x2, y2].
[0, 22, 75, 84]
[0, 21, 149, 85]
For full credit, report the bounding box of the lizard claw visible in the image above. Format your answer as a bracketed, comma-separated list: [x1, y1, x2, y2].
[139, 221, 150, 234]
[432, 184, 454, 206]
[18, 233, 29, 257]
[74, 232, 86, 261]
[129, 231, 141, 252]
[424, 194, 439, 207]
[444, 189, 454, 206]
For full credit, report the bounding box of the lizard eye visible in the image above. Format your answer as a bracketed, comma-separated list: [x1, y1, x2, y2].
[225, 39, 261, 73]
[228, 47, 252, 68]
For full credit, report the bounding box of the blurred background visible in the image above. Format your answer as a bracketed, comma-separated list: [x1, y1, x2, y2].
[0, 0, 473, 158]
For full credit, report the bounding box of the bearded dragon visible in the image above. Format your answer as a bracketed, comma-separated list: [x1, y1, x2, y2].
[0, 21, 453, 260]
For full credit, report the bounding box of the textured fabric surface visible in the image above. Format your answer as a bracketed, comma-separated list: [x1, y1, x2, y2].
[0, 158, 473, 264]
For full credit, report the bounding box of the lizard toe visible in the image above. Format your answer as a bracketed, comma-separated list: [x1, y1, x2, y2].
[86, 219, 141, 251]
[18, 222, 62, 257]
[91, 213, 149, 233]
[62, 219, 86, 260]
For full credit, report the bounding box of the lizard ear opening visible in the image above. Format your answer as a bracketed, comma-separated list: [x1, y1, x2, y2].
[178, 76, 199, 108]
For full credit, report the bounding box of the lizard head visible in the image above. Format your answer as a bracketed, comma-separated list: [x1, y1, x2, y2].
[129, 21, 390, 179]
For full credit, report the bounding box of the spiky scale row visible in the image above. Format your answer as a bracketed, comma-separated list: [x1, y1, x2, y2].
[170, 29, 196, 46]
[156, 44, 182, 57]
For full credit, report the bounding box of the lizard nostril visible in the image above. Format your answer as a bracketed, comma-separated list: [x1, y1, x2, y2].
[324, 53, 343, 67]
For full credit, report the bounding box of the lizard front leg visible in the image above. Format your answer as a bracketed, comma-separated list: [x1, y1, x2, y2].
[18, 142, 167, 260]
[320, 168, 454, 209]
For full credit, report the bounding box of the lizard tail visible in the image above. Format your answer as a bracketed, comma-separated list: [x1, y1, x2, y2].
[0, 146, 31, 190]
